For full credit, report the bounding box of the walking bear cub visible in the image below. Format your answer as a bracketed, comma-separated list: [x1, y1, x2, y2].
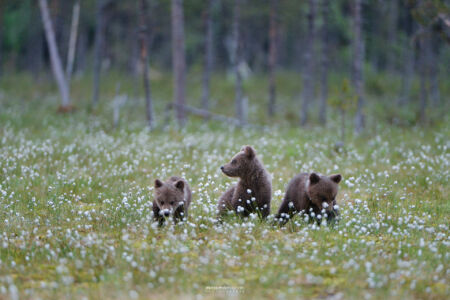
[276, 172, 342, 224]
[153, 176, 192, 226]
[218, 146, 272, 218]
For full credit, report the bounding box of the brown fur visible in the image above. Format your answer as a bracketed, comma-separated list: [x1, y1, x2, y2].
[218, 146, 272, 218]
[153, 176, 192, 226]
[276, 172, 342, 224]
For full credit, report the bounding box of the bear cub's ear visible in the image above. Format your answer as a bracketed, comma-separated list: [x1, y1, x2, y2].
[330, 174, 342, 184]
[309, 173, 321, 184]
[154, 179, 163, 188]
[242, 145, 255, 159]
[174, 180, 184, 191]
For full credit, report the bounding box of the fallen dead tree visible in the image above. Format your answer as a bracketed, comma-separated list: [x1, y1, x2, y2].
[164, 103, 264, 129]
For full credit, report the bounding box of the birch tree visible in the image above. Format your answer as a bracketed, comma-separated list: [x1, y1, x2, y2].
[267, 0, 278, 117]
[318, 0, 329, 124]
[139, 0, 154, 129]
[66, 0, 80, 83]
[201, 0, 215, 115]
[233, 0, 246, 126]
[353, 0, 365, 134]
[38, 0, 71, 108]
[300, 0, 317, 126]
[92, 0, 107, 107]
[0, 3, 3, 79]
[418, 27, 429, 123]
[171, 0, 187, 127]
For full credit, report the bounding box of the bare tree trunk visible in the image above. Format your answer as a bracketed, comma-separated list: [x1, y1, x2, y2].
[128, 26, 140, 76]
[66, 0, 80, 83]
[300, 0, 317, 126]
[171, 0, 187, 127]
[386, 0, 398, 72]
[353, 0, 365, 134]
[318, 0, 329, 124]
[418, 28, 428, 123]
[398, 41, 414, 106]
[398, 6, 414, 106]
[76, 28, 87, 75]
[429, 33, 440, 106]
[0, 8, 3, 79]
[233, 0, 246, 126]
[201, 0, 214, 116]
[27, 5, 44, 80]
[39, 0, 71, 108]
[267, 0, 278, 117]
[139, 0, 154, 129]
[93, 0, 106, 107]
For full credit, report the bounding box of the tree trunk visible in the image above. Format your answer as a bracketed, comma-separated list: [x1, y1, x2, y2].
[27, 5, 44, 80]
[58, 0, 72, 61]
[139, 0, 154, 129]
[0, 7, 4, 78]
[171, 0, 187, 127]
[398, 41, 414, 106]
[300, 0, 317, 126]
[76, 27, 87, 75]
[38, 0, 71, 108]
[353, 0, 365, 134]
[429, 33, 440, 106]
[318, 0, 329, 124]
[267, 0, 278, 117]
[386, 0, 398, 72]
[93, 0, 106, 107]
[233, 0, 246, 126]
[418, 27, 428, 123]
[66, 0, 80, 83]
[128, 26, 140, 76]
[201, 0, 214, 116]
[398, 6, 414, 106]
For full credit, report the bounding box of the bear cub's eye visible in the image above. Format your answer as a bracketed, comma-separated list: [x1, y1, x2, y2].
[170, 201, 175, 205]
[232, 159, 237, 164]
[161, 201, 164, 205]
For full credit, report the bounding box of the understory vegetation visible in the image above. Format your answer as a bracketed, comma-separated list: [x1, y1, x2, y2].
[0, 73, 449, 299]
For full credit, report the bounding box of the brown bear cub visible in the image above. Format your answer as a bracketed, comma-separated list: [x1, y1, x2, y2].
[218, 146, 272, 218]
[275, 172, 342, 225]
[153, 176, 192, 226]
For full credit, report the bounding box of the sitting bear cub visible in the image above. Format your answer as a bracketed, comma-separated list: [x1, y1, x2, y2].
[218, 146, 272, 218]
[276, 172, 341, 224]
[153, 176, 192, 226]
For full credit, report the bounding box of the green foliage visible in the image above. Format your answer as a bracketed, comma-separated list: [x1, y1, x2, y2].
[3, 0, 32, 52]
[410, 0, 450, 27]
[0, 91, 448, 298]
[1, 0, 449, 75]
[328, 78, 357, 114]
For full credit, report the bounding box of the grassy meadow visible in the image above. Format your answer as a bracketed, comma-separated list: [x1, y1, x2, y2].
[0, 71, 449, 299]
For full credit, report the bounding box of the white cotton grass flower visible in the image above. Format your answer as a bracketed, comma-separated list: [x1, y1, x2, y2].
[0, 102, 447, 299]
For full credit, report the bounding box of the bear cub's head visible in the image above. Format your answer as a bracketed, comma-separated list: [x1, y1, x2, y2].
[221, 145, 257, 178]
[154, 179, 185, 217]
[307, 173, 342, 213]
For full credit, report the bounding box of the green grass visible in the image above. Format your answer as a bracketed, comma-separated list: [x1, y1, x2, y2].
[0, 72, 449, 299]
